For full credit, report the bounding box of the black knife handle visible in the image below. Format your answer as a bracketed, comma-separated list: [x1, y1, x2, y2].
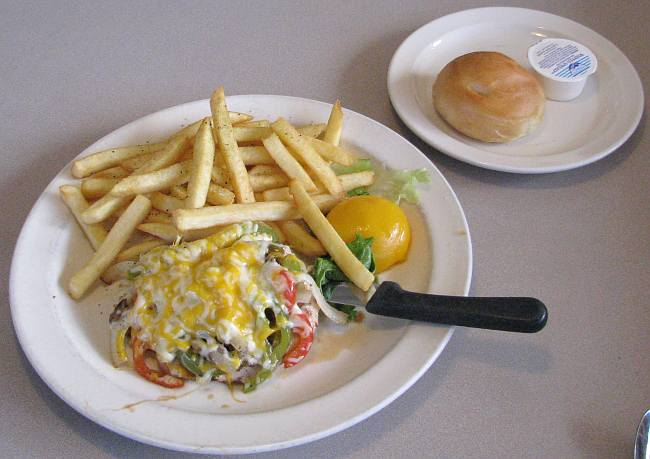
[365, 281, 547, 333]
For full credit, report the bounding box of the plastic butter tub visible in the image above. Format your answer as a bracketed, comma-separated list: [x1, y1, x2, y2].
[528, 38, 597, 101]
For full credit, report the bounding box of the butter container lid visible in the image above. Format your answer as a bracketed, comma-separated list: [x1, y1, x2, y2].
[528, 38, 597, 101]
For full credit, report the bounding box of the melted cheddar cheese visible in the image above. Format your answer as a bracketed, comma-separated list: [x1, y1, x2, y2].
[126, 223, 287, 368]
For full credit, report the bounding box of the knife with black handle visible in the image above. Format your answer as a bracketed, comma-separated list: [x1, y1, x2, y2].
[331, 281, 548, 333]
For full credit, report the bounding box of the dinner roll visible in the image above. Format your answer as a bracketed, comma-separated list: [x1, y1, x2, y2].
[433, 52, 545, 143]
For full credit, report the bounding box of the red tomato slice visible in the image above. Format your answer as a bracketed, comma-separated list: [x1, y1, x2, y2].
[132, 335, 184, 388]
[279, 270, 296, 306]
[283, 307, 314, 368]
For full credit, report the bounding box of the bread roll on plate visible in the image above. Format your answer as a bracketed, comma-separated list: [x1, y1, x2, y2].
[433, 52, 545, 143]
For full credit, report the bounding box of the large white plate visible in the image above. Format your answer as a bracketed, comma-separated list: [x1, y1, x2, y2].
[388, 7, 644, 173]
[10, 95, 471, 454]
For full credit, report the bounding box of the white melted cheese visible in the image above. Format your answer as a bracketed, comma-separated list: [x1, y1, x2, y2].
[124, 228, 288, 368]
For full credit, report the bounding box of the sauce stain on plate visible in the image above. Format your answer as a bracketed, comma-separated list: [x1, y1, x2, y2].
[117, 388, 198, 412]
[309, 323, 372, 363]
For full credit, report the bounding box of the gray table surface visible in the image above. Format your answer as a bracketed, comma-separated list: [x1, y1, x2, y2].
[2, 1, 649, 457]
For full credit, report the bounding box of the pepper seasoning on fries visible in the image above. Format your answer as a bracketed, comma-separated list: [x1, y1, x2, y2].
[61, 86, 374, 297]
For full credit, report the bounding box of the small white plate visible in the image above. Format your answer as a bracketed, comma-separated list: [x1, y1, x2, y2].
[388, 7, 644, 173]
[10, 95, 472, 454]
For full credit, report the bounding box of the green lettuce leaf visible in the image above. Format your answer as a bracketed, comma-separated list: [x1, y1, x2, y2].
[313, 257, 346, 299]
[347, 233, 375, 272]
[313, 234, 375, 302]
[347, 186, 370, 197]
[369, 168, 430, 204]
[331, 158, 374, 175]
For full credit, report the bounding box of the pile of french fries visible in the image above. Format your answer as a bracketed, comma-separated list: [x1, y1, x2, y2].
[62, 86, 375, 300]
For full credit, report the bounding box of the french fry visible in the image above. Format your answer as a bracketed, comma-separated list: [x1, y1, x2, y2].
[184, 226, 228, 241]
[59, 185, 107, 250]
[171, 119, 203, 140]
[173, 113, 253, 139]
[211, 165, 230, 187]
[90, 166, 129, 179]
[111, 203, 129, 218]
[69, 195, 151, 299]
[114, 238, 166, 263]
[239, 146, 275, 166]
[179, 148, 194, 162]
[137, 223, 179, 242]
[278, 220, 325, 256]
[210, 86, 255, 203]
[296, 123, 326, 138]
[186, 118, 215, 209]
[120, 152, 154, 171]
[289, 181, 373, 290]
[271, 118, 343, 197]
[260, 171, 375, 201]
[229, 112, 254, 125]
[173, 194, 340, 230]
[234, 126, 273, 142]
[183, 113, 255, 130]
[237, 140, 263, 148]
[249, 173, 289, 192]
[248, 164, 284, 176]
[71, 142, 166, 178]
[262, 133, 317, 191]
[138, 222, 223, 242]
[144, 209, 172, 223]
[311, 172, 375, 194]
[206, 183, 235, 206]
[322, 100, 343, 146]
[82, 194, 133, 224]
[339, 171, 375, 190]
[110, 160, 192, 196]
[308, 137, 354, 166]
[310, 175, 328, 193]
[261, 187, 292, 201]
[81, 176, 120, 200]
[237, 119, 271, 128]
[169, 184, 188, 200]
[171, 114, 249, 141]
[149, 191, 185, 213]
[134, 133, 192, 174]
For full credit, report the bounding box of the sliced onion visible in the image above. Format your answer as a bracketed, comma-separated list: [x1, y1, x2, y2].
[302, 302, 319, 328]
[196, 368, 215, 385]
[297, 273, 348, 325]
[295, 281, 312, 304]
